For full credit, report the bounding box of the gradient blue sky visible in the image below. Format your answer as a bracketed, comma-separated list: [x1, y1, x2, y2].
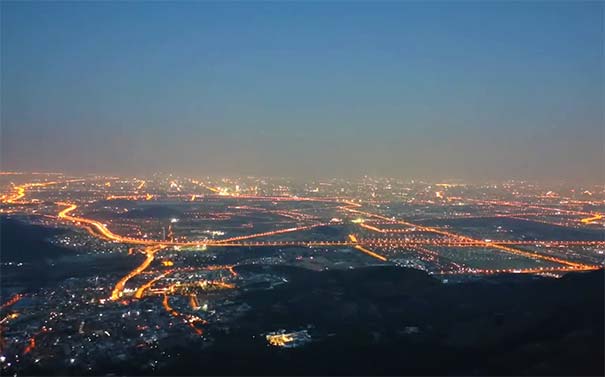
[1, 1, 603, 182]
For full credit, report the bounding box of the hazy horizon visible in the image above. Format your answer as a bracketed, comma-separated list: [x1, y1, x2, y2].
[2, 2, 603, 183]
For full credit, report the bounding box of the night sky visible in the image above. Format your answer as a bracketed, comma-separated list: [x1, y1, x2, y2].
[1, 2, 602, 183]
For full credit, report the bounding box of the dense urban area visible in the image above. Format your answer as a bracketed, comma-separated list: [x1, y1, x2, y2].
[1, 172, 603, 375]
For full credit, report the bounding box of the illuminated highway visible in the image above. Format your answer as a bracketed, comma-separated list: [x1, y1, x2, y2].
[54, 200, 605, 251]
[2, 179, 85, 204]
[581, 214, 603, 224]
[110, 245, 165, 301]
[46, 199, 605, 275]
[3, 176, 604, 285]
[48, 202, 605, 276]
[0, 294, 23, 310]
[341, 204, 598, 270]
[134, 270, 172, 299]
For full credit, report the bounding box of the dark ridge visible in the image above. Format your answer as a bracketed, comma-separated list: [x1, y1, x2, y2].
[0, 216, 69, 262]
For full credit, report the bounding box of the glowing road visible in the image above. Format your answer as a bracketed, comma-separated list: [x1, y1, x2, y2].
[110, 245, 165, 301]
[4, 176, 603, 289]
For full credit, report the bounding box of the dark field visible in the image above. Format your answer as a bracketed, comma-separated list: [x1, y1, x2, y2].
[0, 217, 139, 299]
[418, 217, 605, 241]
[187, 266, 604, 376]
[16, 265, 604, 376]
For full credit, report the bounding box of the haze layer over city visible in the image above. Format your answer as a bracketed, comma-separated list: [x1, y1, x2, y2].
[0, 1, 603, 376]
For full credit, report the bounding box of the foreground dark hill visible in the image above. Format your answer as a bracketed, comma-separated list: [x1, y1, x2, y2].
[149, 266, 603, 376]
[22, 265, 603, 376]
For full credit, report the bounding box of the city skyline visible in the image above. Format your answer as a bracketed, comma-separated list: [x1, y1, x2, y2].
[2, 1, 603, 183]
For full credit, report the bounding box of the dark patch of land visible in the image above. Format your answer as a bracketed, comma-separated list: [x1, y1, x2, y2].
[0, 216, 70, 262]
[418, 216, 605, 241]
[0, 217, 140, 298]
[111, 266, 602, 376]
[192, 266, 603, 376]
